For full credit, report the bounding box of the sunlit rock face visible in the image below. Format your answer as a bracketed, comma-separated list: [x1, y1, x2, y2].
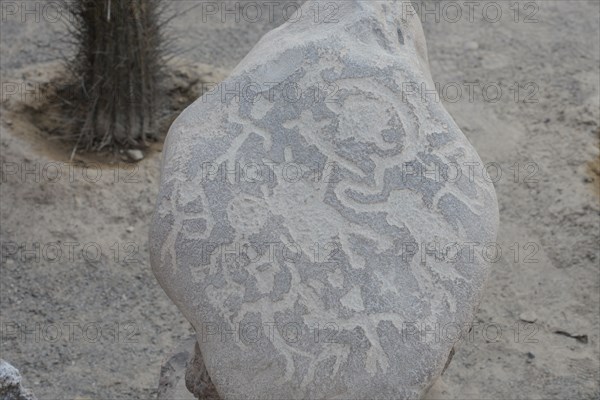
[150, 1, 499, 399]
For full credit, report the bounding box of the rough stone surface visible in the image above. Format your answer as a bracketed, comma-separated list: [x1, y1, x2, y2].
[0, 360, 37, 400]
[150, 1, 499, 399]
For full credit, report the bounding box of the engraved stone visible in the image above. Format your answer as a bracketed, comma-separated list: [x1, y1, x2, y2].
[150, 1, 499, 398]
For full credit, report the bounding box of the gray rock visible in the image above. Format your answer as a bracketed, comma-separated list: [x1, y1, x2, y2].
[150, 1, 499, 399]
[463, 41, 479, 51]
[519, 311, 538, 323]
[0, 360, 37, 400]
[157, 337, 207, 400]
[185, 341, 220, 400]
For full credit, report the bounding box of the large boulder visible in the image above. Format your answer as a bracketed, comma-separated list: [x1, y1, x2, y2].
[150, 1, 499, 399]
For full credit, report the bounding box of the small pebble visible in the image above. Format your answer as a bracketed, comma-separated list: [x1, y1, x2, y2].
[126, 226, 135, 233]
[464, 41, 479, 51]
[519, 311, 538, 323]
[126, 149, 144, 161]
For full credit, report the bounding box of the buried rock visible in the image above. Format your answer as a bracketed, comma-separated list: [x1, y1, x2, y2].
[150, 1, 499, 399]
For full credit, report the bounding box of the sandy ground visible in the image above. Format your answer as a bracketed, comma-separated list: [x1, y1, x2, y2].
[1, 1, 599, 399]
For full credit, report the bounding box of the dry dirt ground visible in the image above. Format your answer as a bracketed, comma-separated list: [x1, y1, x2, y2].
[1, 1, 599, 399]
